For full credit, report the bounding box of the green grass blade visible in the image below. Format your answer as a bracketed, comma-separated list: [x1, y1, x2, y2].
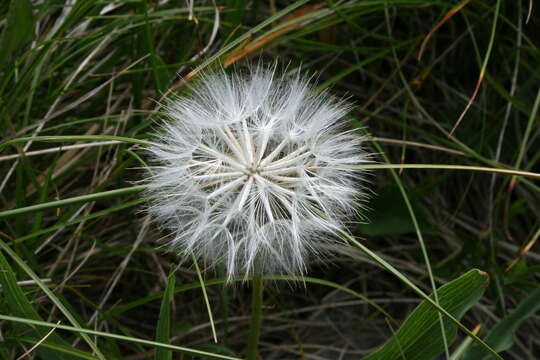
[14, 198, 146, 244]
[450, 0, 502, 135]
[0, 185, 146, 219]
[0, 251, 88, 360]
[0, 135, 156, 151]
[0, 314, 242, 360]
[175, 0, 311, 82]
[513, 85, 540, 171]
[155, 268, 176, 360]
[102, 275, 392, 322]
[192, 253, 218, 343]
[0, 239, 106, 359]
[0, 0, 34, 65]
[370, 125, 448, 356]
[17, 337, 99, 360]
[140, 0, 169, 94]
[353, 164, 540, 180]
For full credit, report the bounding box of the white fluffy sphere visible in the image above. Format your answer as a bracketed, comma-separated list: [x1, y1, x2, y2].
[145, 66, 370, 279]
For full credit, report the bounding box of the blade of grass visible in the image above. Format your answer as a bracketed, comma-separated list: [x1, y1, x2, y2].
[417, 0, 471, 61]
[102, 275, 391, 322]
[223, 3, 326, 67]
[0, 0, 35, 66]
[0, 185, 146, 219]
[17, 337, 99, 360]
[0, 141, 123, 162]
[4, 163, 535, 220]
[0, 239, 106, 359]
[353, 164, 540, 180]
[449, 324, 482, 360]
[192, 253, 218, 343]
[449, 0, 502, 135]
[140, 0, 169, 94]
[166, 0, 311, 94]
[0, 314, 242, 360]
[15, 321, 62, 360]
[155, 267, 176, 360]
[370, 125, 447, 358]
[0, 251, 88, 360]
[0, 135, 156, 151]
[14, 198, 145, 244]
[509, 84, 540, 189]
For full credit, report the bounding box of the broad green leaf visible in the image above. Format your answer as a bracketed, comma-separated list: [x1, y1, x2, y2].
[0, 0, 35, 65]
[362, 269, 489, 360]
[155, 269, 176, 360]
[463, 287, 540, 360]
[0, 252, 83, 360]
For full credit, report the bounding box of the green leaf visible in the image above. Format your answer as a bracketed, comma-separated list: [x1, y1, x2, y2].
[0, 0, 35, 65]
[155, 269, 176, 360]
[362, 269, 489, 360]
[463, 286, 540, 360]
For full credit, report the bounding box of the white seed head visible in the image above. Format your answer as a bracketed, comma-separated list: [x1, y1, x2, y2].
[145, 65, 370, 280]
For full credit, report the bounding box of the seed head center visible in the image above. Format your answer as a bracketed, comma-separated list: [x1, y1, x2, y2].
[246, 163, 263, 176]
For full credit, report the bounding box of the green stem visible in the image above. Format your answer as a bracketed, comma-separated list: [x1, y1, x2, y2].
[246, 274, 264, 360]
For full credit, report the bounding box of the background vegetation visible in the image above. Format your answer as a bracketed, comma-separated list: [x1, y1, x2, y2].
[0, 0, 539, 359]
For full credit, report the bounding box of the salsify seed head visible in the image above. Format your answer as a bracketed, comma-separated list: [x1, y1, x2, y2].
[146, 65, 370, 280]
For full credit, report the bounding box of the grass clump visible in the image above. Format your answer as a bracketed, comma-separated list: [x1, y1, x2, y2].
[1, 1, 539, 359]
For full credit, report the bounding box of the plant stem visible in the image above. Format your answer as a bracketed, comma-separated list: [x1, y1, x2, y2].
[246, 274, 264, 360]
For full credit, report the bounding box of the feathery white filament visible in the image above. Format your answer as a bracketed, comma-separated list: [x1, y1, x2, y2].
[145, 65, 370, 279]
